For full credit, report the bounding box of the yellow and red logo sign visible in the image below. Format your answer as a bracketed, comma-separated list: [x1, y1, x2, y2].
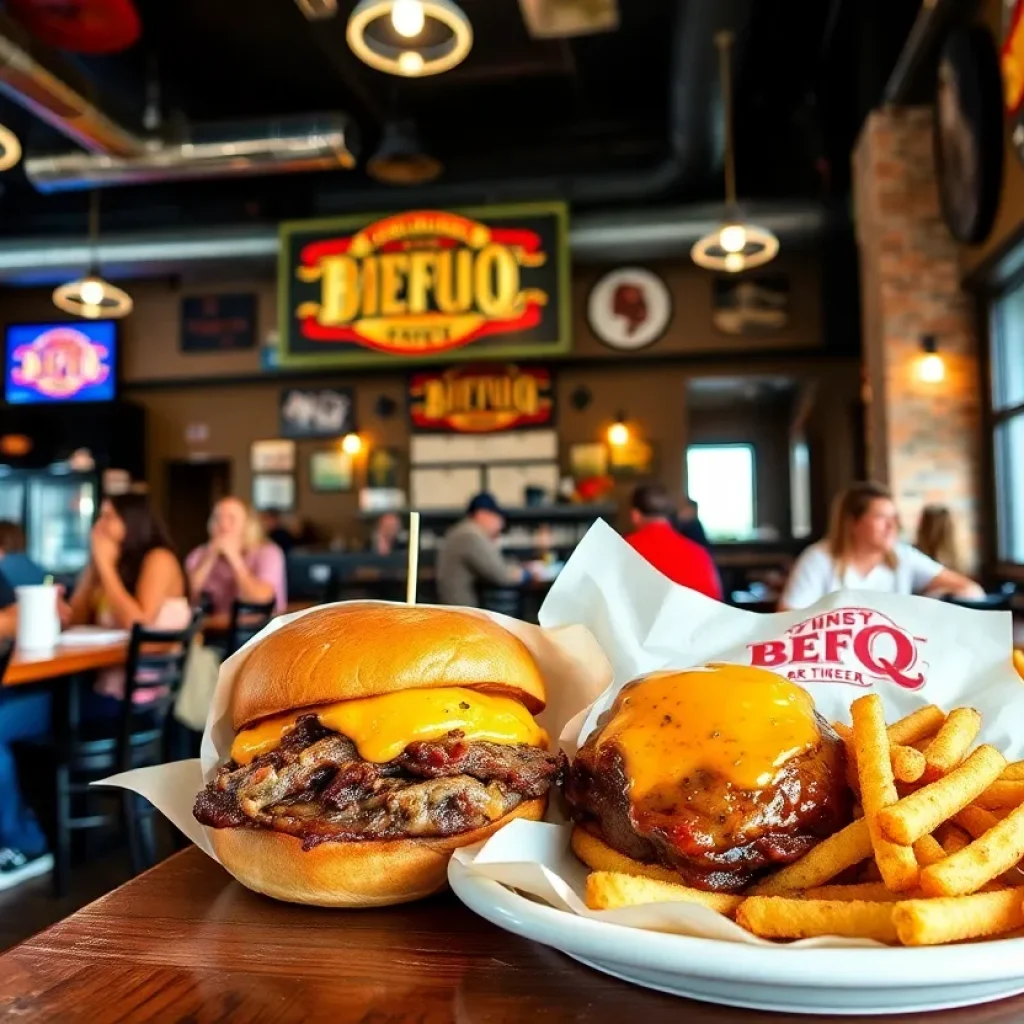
[280, 204, 568, 366]
[11, 326, 111, 399]
[410, 364, 554, 433]
[1004, 1, 1024, 115]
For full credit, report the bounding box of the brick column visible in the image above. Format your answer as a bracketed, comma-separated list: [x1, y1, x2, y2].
[852, 107, 982, 572]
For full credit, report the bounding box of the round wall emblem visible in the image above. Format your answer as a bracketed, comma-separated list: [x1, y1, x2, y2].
[586, 267, 672, 351]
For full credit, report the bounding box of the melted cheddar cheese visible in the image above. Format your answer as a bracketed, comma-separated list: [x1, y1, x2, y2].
[230, 687, 546, 766]
[596, 663, 819, 797]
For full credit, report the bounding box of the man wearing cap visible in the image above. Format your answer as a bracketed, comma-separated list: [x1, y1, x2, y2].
[436, 493, 528, 607]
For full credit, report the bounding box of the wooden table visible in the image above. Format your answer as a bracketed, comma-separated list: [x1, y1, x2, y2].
[3, 641, 127, 687]
[0, 849, 1021, 1024]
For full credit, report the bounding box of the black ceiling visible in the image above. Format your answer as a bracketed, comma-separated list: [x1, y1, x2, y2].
[0, 0, 924, 236]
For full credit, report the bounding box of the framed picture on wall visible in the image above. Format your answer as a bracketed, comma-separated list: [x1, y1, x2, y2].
[568, 442, 609, 480]
[712, 274, 790, 335]
[366, 447, 404, 489]
[252, 473, 295, 511]
[309, 450, 354, 492]
[251, 439, 296, 473]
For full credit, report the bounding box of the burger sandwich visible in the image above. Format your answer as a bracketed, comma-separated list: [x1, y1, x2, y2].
[564, 663, 851, 892]
[193, 603, 563, 906]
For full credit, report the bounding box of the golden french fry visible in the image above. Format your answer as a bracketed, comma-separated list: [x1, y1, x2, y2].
[584, 871, 744, 916]
[748, 819, 873, 896]
[1001, 761, 1024, 781]
[935, 822, 972, 856]
[851, 694, 919, 891]
[921, 805, 1024, 897]
[803, 882, 903, 902]
[923, 708, 982, 781]
[975, 780, 1024, 810]
[888, 705, 946, 746]
[877, 746, 1007, 845]
[736, 896, 898, 943]
[894, 887, 1024, 946]
[955, 805, 1002, 839]
[913, 835, 948, 868]
[570, 827, 681, 884]
[833, 721, 926, 783]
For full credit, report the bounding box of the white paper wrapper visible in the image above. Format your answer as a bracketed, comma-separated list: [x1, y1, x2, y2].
[96, 600, 613, 873]
[452, 520, 1024, 948]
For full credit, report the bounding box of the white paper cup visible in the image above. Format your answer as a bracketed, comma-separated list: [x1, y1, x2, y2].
[15, 584, 60, 650]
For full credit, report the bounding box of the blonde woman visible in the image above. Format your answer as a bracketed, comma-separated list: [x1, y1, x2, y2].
[915, 505, 961, 571]
[186, 497, 286, 613]
[779, 482, 982, 610]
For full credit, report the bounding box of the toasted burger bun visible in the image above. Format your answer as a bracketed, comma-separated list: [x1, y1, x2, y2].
[231, 603, 546, 731]
[570, 825, 685, 885]
[212, 798, 547, 907]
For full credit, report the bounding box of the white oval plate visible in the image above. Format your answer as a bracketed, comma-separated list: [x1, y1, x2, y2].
[448, 859, 1024, 1016]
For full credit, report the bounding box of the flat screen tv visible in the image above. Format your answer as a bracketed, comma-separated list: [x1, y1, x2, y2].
[4, 320, 118, 405]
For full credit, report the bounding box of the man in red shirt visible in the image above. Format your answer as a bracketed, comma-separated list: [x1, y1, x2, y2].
[625, 484, 722, 600]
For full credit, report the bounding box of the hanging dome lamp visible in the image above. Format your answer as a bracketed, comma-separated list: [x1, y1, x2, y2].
[691, 31, 779, 274]
[52, 191, 133, 319]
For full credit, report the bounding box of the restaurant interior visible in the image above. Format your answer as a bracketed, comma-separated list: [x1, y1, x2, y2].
[2, 0, 1024, 1017]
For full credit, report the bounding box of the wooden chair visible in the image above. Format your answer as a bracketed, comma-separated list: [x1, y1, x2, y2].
[226, 599, 276, 657]
[45, 610, 202, 896]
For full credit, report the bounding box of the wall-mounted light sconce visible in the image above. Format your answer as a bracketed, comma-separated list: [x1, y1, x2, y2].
[341, 432, 363, 455]
[607, 412, 630, 447]
[917, 334, 945, 384]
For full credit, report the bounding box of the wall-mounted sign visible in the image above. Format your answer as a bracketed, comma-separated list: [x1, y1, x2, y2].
[587, 267, 672, 351]
[712, 273, 790, 334]
[181, 293, 257, 352]
[279, 387, 356, 439]
[409, 364, 555, 433]
[279, 203, 570, 367]
[5, 322, 117, 404]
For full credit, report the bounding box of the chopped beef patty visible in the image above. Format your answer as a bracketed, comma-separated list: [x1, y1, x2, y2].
[194, 715, 564, 849]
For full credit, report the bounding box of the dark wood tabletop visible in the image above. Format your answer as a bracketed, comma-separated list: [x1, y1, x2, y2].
[3, 847, 1024, 1024]
[3, 641, 128, 687]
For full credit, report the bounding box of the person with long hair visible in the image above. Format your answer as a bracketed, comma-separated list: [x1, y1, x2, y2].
[68, 493, 187, 633]
[779, 482, 982, 611]
[915, 505, 961, 572]
[185, 497, 285, 613]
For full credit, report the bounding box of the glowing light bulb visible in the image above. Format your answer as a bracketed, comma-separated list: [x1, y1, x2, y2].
[397, 50, 425, 75]
[724, 252, 745, 273]
[719, 223, 747, 253]
[918, 353, 945, 384]
[342, 432, 363, 455]
[79, 278, 105, 305]
[391, 0, 425, 37]
[608, 421, 630, 447]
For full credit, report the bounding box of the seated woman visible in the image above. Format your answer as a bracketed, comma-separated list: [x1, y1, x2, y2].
[779, 482, 983, 611]
[186, 497, 286, 615]
[0, 495, 187, 889]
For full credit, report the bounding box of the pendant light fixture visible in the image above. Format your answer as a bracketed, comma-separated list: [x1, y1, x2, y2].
[53, 192, 133, 319]
[347, 0, 472, 77]
[691, 32, 779, 274]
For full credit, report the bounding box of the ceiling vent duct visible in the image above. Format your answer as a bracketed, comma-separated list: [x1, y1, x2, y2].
[518, 0, 618, 38]
[24, 115, 357, 192]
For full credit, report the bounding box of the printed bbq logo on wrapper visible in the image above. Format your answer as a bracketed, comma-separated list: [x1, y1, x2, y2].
[748, 607, 927, 690]
[278, 203, 570, 368]
[11, 327, 111, 399]
[409, 364, 555, 433]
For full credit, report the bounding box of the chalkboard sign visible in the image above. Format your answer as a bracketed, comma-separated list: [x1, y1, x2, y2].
[181, 294, 256, 352]
[280, 387, 356, 439]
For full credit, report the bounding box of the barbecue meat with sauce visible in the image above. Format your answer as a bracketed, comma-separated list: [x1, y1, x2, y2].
[195, 715, 566, 850]
[564, 701, 851, 893]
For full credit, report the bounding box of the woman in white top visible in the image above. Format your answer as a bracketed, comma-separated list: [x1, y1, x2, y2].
[779, 482, 983, 611]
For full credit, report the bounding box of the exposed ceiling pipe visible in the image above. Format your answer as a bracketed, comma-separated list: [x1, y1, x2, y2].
[0, 202, 833, 284]
[883, 0, 973, 104]
[25, 115, 357, 192]
[0, 13, 145, 156]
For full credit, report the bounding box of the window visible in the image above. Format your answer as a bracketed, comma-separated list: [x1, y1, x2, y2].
[991, 279, 1024, 563]
[685, 444, 756, 541]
